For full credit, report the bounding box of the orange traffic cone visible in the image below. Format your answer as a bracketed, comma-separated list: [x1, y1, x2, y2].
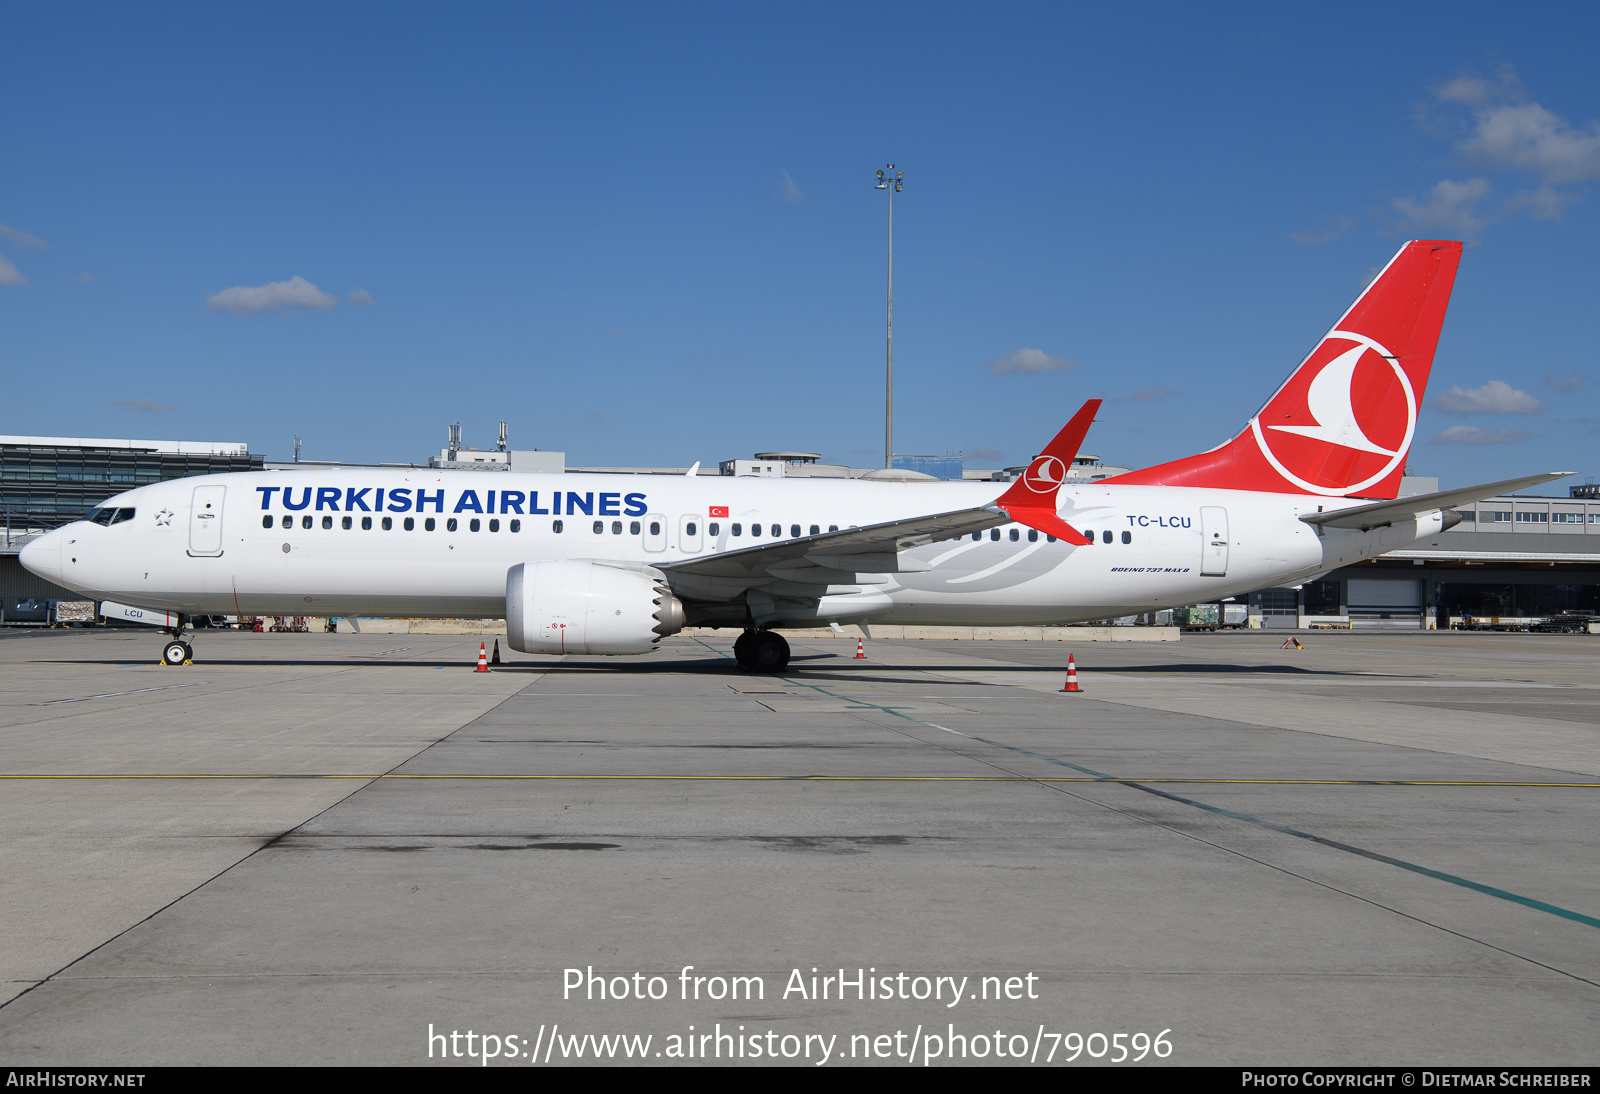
[855, 637, 866, 659]
[491, 639, 502, 664]
[1060, 653, 1081, 693]
[475, 642, 489, 672]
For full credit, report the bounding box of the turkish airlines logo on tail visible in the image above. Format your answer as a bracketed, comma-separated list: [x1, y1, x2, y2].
[1249, 331, 1416, 496]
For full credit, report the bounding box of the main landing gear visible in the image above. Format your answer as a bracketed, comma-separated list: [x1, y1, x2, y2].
[733, 629, 790, 673]
[161, 617, 193, 666]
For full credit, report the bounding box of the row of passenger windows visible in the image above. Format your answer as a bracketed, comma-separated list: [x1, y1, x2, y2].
[726, 523, 837, 537]
[261, 515, 846, 537]
[262, 512, 1136, 544]
[267, 514, 531, 532]
[976, 529, 1053, 543]
[966, 528, 1131, 544]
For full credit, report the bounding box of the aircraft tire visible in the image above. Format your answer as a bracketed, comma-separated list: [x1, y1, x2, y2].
[162, 641, 190, 667]
[748, 631, 789, 673]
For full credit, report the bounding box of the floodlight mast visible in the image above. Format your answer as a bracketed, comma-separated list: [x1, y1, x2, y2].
[875, 165, 903, 469]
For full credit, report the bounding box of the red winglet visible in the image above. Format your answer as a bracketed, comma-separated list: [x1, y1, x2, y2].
[994, 400, 1099, 546]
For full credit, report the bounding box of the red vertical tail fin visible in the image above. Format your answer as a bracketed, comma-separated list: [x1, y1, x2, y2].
[1105, 240, 1463, 498]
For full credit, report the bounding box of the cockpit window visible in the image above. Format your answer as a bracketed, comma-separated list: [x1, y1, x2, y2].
[85, 508, 114, 526]
[110, 508, 136, 525]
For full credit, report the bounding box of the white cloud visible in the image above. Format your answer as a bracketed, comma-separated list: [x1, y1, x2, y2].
[1436, 75, 1494, 105]
[1391, 178, 1492, 239]
[0, 256, 27, 287]
[1462, 100, 1600, 185]
[1507, 185, 1575, 221]
[1432, 380, 1546, 414]
[780, 170, 806, 202]
[1544, 370, 1590, 393]
[347, 287, 376, 306]
[1429, 425, 1532, 445]
[0, 223, 50, 250]
[108, 397, 176, 413]
[1287, 69, 1600, 244]
[206, 275, 338, 315]
[1290, 215, 1359, 245]
[1402, 68, 1600, 237]
[986, 348, 1078, 375]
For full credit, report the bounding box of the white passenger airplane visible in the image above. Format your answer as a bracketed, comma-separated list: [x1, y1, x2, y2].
[23, 239, 1567, 670]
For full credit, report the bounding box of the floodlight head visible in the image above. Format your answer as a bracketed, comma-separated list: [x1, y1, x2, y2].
[895, 170, 903, 180]
[894, 182, 902, 192]
[876, 169, 885, 180]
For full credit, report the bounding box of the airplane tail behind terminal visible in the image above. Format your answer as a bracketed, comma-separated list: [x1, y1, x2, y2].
[1105, 240, 1463, 499]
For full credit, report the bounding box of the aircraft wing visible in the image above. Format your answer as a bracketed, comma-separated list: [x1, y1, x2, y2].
[1299, 472, 1575, 531]
[662, 504, 1012, 581]
[662, 398, 1102, 600]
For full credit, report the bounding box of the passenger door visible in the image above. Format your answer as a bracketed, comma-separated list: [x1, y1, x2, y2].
[679, 514, 703, 554]
[1200, 506, 1228, 576]
[188, 485, 226, 557]
[643, 513, 667, 553]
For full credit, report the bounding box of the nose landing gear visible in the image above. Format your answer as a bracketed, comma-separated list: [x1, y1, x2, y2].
[160, 617, 193, 666]
[733, 629, 790, 673]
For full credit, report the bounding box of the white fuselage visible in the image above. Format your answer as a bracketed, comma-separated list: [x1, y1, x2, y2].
[23, 469, 1428, 628]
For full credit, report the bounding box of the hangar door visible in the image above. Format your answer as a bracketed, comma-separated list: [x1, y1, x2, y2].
[188, 485, 226, 557]
[1347, 577, 1421, 629]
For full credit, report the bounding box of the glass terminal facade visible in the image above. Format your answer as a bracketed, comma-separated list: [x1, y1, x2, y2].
[1, 437, 262, 527]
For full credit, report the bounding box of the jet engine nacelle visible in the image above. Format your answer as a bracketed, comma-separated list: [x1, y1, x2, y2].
[506, 560, 685, 655]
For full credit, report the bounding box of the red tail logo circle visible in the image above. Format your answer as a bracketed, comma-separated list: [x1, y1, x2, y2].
[1250, 331, 1415, 495]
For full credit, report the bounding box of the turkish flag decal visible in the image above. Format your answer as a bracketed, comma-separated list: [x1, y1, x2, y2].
[709, 506, 729, 518]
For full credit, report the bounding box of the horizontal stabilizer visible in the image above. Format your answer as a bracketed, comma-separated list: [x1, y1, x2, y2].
[1300, 473, 1574, 530]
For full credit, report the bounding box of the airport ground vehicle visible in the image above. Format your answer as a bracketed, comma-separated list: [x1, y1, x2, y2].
[21, 240, 1567, 669]
[1179, 603, 1248, 631]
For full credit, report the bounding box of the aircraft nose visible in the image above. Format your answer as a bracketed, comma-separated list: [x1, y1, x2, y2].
[19, 528, 64, 585]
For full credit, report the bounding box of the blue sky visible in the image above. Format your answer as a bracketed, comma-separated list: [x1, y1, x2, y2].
[3, 2, 1598, 488]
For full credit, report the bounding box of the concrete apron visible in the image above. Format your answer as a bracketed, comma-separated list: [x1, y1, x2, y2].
[798, 637, 1600, 779]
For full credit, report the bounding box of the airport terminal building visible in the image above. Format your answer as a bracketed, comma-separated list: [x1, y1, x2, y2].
[2, 435, 260, 527]
[1, 435, 261, 619]
[1247, 488, 1600, 630]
